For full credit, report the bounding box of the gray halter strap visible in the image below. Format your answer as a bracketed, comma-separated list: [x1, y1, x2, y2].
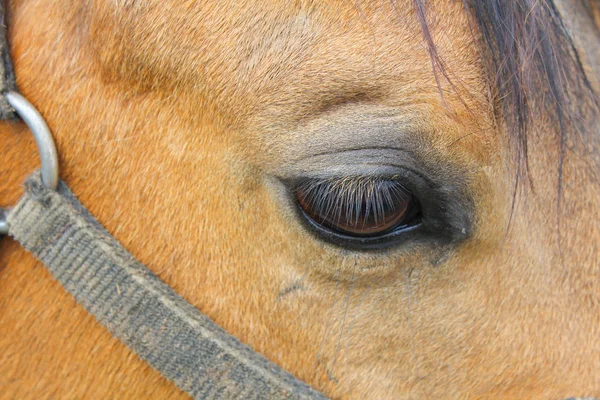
[5, 173, 326, 399]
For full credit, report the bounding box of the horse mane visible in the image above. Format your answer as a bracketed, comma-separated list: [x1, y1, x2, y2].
[414, 0, 599, 189]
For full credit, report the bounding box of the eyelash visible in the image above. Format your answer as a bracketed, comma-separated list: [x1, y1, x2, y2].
[296, 176, 406, 224]
[292, 175, 422, 248]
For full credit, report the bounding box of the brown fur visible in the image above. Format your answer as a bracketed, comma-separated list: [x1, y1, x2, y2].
[1, 0, 598, 398]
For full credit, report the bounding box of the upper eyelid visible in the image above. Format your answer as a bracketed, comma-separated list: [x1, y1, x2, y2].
[282, 164, 435, 198]
[299, 146, 413, 160]
[274, 148, 421, 181]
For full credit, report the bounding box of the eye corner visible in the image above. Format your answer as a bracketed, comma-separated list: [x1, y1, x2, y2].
[416, 188, 474, 244]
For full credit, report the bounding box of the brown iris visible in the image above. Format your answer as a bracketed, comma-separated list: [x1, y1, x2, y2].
[295, 177, 418, 237]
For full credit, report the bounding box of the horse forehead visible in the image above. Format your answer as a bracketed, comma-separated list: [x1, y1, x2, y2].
[91, 0, 494, 180]
[99, 0, 479, 97]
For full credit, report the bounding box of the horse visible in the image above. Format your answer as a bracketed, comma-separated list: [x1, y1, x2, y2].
[1, 0, 598, 398]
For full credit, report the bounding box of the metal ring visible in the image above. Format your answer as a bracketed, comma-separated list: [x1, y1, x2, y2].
[0, 209, 8, 235]
[6, 91, 59, 190]
[0, 92, 59, 235]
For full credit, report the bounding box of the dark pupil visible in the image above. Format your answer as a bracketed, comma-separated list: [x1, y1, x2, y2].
[295, 178, 415, 237]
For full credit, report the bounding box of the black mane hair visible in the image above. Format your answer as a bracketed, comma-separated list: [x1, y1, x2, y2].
[414, 0, 599, 189]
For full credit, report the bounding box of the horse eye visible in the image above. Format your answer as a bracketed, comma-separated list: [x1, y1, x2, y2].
[293, 177, 421, 243]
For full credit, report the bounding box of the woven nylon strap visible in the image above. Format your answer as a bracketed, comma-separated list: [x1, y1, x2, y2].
[0, 0, 17, 119]
[6, 173, 327, 400]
